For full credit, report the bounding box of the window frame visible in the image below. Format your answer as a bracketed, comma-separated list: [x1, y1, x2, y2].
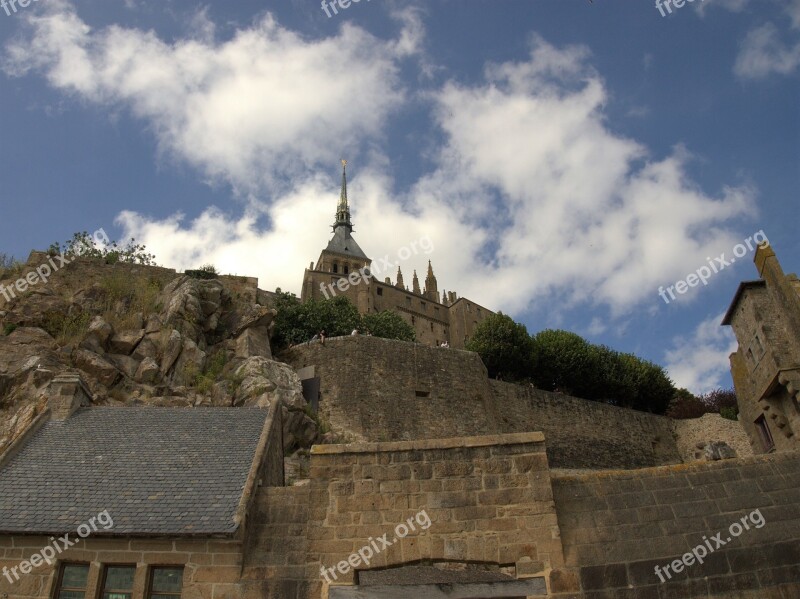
[53, 562, 91, 599]
[99, 564, 137, 599]
[146, 565, 185, 599]
[754, 415, 775, 452]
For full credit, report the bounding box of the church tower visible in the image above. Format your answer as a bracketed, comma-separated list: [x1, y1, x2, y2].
[301, 160, 372, 309]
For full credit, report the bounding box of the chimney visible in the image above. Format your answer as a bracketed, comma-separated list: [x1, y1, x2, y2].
[48, 372, 93, 420]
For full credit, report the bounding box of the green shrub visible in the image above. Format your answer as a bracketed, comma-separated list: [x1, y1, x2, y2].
[3, 323, 17, 336]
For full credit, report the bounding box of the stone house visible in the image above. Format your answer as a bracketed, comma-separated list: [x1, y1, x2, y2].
[0, 373, 284, 599]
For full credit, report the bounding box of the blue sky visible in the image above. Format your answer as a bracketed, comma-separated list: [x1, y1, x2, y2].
[1, 0, 798, 393]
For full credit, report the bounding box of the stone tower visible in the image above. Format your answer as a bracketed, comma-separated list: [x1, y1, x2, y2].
[723, 242, 800, 454]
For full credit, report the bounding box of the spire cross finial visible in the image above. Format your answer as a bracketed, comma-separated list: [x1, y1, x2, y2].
[341, 159, 347, 168]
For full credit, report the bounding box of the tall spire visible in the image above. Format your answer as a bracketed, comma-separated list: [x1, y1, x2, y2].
[396, 266, 405, 289]
[425, 260, 438, 301]
[333, 159, 353, 233]
[412, 270, 421, 295]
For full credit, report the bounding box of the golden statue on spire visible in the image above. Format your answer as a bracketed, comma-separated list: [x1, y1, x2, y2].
[341, 159, 347, 168]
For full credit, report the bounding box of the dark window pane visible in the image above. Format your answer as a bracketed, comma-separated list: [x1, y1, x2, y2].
[152, 568, 183, 593]
[101, 565, 135, 599]
[61, 565, 89, 589]
[59, 591, 86, 599]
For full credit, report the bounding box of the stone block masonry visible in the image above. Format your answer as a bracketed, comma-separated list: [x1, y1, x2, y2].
[242, 432, 559, 598]
[0, 537, 244, 599]
[285, 335, 682, 469]
[551, 450, 800, 598]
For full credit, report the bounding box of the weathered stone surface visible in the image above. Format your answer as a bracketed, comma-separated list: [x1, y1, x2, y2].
[170, 338, 206, 387]
[160, 329, 184, 375]
[701, 440, 738, 460]
[109, 329, 145, 355]
[80, 315, 114, 353]
[233, 357, 304, 410]
[132, 335, 159, 362]
[108, 353, 140, 379]
[235, 327, 271, 359]
[72, 349, 120, 387]
[281, 406, 317, 450]
[135, 357, 160, 384]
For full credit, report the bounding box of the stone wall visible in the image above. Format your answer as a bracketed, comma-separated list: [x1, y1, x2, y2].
[284, 336, 682, 469]
[489, 380, 680, 469]
[0, 536, 244, 599]
[672, 413, 754, 463]
[241, 433, 564, 599]
[551, 451, 800, 598]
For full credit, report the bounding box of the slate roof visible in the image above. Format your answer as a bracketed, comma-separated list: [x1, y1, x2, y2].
[325, 226, 369, 260]
[0, 407, 267, 536]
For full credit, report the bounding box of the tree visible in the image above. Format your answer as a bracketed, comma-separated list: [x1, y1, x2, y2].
[361, 311, 415, 342]
[530, 329, 600, 397]
[465, 313, 534, 381]
[272, 296, 361, 348]
[666, 389, 707, 419]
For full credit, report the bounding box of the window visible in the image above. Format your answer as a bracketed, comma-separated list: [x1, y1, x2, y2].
[377, 287, 383, 296]
[101, 565, 136, 599]
[406, 296, 411, 305]
[421, 301, 426, 310]
[755, 415, 775, 452]
[54, 563, 90, 599]
[147, 567, 184, 599]
[344, 265, 349, 275]
[415, 390, 430, 398]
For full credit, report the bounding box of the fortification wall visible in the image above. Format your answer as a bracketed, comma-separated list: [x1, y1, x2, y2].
[284, 336, 682, 469]
[489, 380, 680, 469]
[551, 451, 800, 597]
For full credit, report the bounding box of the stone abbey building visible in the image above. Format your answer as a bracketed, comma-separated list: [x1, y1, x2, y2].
[301, 162, 492, 348]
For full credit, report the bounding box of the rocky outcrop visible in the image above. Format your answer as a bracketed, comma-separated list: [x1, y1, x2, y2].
[0, 257, 317, 455]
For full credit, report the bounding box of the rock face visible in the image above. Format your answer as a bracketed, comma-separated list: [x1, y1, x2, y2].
[0, 260, 317, 454]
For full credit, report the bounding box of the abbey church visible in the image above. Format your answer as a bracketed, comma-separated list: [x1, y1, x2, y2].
[300, 162, 493, 349]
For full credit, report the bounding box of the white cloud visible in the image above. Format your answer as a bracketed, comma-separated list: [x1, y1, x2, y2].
[664, 313, 738, 394]
[2, 0, 415, 193]
[4, 7, 758, 322]
[734, 23, 800, 79]
[407, 37, 755, 314]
